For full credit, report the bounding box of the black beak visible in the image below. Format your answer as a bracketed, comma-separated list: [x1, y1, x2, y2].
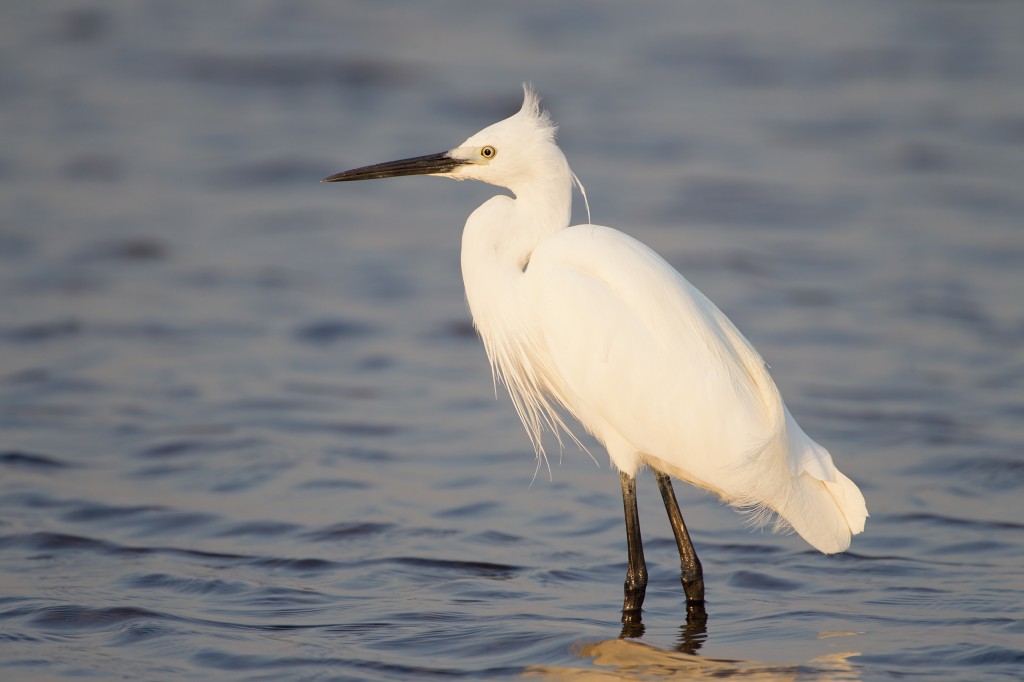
[321, 151, 463, 183]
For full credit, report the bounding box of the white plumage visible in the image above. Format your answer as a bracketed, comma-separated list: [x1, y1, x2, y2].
[324, 86, 867, 611]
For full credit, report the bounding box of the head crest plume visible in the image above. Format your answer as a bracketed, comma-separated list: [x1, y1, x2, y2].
[519, 83, 557, 142]
[516, 83, 589, 222]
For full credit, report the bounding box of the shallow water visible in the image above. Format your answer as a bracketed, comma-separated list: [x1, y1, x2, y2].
[2, 1, 1023, 680]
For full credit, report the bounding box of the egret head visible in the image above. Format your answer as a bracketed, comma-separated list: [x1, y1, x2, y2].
[443, 86, 562, 189]
[322, 85, 568, 195]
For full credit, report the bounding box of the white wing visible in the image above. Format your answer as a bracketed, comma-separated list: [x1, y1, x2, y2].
[524, 225, 865, 551]
[526, 224, 782, 488]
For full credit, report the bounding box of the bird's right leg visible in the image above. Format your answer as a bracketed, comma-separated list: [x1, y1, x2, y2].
[654, 470, 705, 609]
[620, 471, 648, 619]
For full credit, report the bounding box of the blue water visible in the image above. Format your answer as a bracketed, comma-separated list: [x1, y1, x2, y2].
[2, 2, 1023, 680]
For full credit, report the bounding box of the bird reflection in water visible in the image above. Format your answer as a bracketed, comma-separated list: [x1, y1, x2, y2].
[619, 593, 708, 655]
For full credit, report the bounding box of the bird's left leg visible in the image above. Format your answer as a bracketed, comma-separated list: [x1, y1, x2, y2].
[619, 471, 648, 619]
[654, 470, 705, 609]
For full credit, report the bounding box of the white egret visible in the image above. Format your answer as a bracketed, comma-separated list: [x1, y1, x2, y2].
[322, 86, 867, 616]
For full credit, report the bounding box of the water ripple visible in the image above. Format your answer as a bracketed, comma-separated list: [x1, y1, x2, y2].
[2, 2, 1023, 680]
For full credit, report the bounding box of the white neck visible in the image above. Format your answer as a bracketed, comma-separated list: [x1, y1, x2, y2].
[458, 157, 575, 454]
[470, 148, 572, 257]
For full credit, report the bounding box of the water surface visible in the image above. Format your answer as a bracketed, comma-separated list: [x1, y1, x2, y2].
[2, 2, 1023, 680]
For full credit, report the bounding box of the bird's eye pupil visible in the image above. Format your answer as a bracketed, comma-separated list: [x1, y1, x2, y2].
[481, 146, 496, 159]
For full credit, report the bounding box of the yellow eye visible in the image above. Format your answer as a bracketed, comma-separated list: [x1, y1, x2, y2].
[480, 146, 496, 159]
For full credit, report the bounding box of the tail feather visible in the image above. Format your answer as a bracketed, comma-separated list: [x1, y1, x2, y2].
[772, 466, 867, 554]
[644, 402, 867, 554]
[770, 406, 868, 553]
[826, 469, 868, 536]
[723, 448, 867, 554]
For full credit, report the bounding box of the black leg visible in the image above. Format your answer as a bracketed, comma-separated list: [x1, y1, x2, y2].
[654, 470, 705, 608]
[620, 471, 647, 620]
